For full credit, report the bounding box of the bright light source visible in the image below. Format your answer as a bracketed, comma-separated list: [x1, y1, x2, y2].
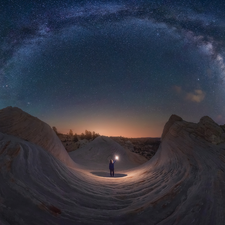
[115, 156, 119, 160]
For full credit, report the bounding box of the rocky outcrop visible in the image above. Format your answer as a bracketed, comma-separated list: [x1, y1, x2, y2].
[161, 114, 183, 140]
[0, 106, 75, 167]
[162, 114, 225, 145]
[195, 116, 225, 144]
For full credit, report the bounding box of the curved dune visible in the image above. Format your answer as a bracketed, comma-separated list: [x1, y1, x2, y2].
[0, 108, 225, 224]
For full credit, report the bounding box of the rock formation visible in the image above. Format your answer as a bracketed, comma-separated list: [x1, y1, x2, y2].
[69, 136, 147, 170]
[0, 106, 75, 167]
[0, 107, 225, 225]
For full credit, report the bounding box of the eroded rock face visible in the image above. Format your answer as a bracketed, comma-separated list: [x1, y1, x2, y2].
[0, 106, 75, 167]
[161, 114, 183, 140]
[162, 114, 225, 145]
[0, 110, 225, 224]
[195, 116, 225, 144]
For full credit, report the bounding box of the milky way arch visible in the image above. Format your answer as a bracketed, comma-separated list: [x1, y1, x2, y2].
[1, 1, 225, 135]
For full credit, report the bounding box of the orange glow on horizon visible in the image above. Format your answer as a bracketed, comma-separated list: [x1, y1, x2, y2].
[46, 111, 165, 138]
[56, 121, 163, 138]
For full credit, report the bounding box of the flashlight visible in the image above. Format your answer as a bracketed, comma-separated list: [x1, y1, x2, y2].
[115, 156, 119, 160]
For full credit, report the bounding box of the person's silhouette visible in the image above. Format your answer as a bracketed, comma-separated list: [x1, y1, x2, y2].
[109, 159, 116, 177]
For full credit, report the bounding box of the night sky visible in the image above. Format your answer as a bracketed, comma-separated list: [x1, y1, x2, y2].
[1, 0, 225, 137]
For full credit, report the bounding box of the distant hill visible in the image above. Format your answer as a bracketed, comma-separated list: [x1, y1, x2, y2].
[110, 136, 161, 160]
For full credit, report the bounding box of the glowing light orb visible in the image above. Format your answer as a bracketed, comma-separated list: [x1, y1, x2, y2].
[115, 156, 119, 160]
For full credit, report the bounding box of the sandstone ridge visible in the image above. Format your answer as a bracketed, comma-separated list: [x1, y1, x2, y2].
[0, 106, 75, 167]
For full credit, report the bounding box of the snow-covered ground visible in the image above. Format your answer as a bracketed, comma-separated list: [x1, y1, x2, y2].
[0, 107, 225, 224]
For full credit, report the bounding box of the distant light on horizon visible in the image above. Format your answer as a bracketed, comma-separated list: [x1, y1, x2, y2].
[53, 119, 164, 138]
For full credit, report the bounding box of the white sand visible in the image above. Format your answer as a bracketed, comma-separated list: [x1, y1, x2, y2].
[0, 108, 225, 224]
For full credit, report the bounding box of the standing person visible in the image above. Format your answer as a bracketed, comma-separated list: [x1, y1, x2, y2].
[109, 159, 116, 177]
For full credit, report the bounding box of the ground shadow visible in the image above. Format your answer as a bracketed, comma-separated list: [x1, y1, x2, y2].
[91, 171, 127, 177]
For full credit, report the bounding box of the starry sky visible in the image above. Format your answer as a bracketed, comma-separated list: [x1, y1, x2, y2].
[1, 0, 225, 137]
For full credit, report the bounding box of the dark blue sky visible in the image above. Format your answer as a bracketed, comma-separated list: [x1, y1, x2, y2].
[1, 0, 225, 137]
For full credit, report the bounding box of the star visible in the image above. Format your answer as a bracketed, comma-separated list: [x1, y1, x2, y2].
[0, 0, 224, 137]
